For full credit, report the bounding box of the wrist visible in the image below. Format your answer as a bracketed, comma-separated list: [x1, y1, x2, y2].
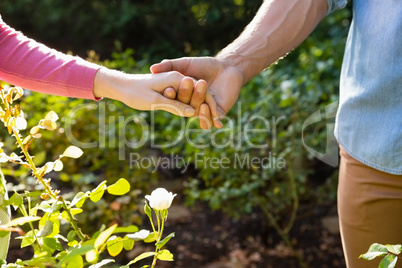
[215, 52, 253, 86]
[93, 67, 128, 102]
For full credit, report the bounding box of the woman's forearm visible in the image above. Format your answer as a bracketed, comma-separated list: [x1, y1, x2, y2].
[0, 19, 101, 99]
[217, 0, 328, 85]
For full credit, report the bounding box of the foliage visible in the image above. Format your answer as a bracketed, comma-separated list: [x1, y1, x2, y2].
[360, 243, 402, 268]
[1, 1, 352, 265]
[0, 84, 175, 267]
[0, 0, 261, 62]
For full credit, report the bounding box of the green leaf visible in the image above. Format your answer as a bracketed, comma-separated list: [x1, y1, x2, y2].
[32, 151, 46, 166]
[66, 255, 83, 268]
[360, 243, 388, 260]
[44, 237, 63, 251]
[7, 216, 40, 227]
[127, 252, 156, 265]
[67, 230, 76, 242]
[20, 230, 37, 248]
[88, 259, 115, 268]
[71, 192, 87, 207]
[157, 249, 174, 261]
[144, 232, 158, 243]
[144, 202, 152, 219]
[107, 178, 130, 195]
[62, 146, 83, 159]
[156, 232, 175, 249]
[107, 238, 124, 257]
[379, 254, 398, 268]
[385, 244, 402, 255]
[123, 237, 134, 251]
[90, 181, 107, 203]
[114, 225, 139, 234]
[95, 224, 117, 251]
[60, 245, 95, 264]
[4, 193, 23, 208]
[37, 220, 53, 237]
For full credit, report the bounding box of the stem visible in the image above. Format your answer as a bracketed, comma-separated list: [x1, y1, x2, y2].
[0, 89, 87, 242]
[283, 161, 299, 234]
[159, 211, 165, 243]
[151, 210, 166, 268]
[12, 129, 56, 198]
[258, 199, 307, 268]
[60, 198, 86, 241]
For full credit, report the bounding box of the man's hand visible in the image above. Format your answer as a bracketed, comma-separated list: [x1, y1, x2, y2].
[151, 57, 244, 129]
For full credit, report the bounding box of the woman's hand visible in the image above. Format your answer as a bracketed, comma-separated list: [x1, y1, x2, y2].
[93, 67, 215, 118]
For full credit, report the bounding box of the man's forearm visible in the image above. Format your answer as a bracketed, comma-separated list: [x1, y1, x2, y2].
[217, 0, 328, 84]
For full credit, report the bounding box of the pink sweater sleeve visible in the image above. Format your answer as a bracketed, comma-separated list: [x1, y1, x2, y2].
[0, 19, 101, 100]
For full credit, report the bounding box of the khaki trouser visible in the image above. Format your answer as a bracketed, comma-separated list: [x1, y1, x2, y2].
[338, 146, 402, 268]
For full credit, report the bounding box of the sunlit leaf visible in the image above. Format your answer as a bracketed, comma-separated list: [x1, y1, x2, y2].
[43, 161, 54, 174]
[85, 249, 98, 263]
[59, 245, 95, 264]
[36, 220, 53, 237]
[113, 225, 139, 234]
[20, 230, 36, 248]
[90, 181, 107, 203]
[95, 224, 117, 250]
[7, 216, 40, 227]
[123, 237, 134, 251]
[107, 178, 130, 195]
[127, 252, 156, 265]
[379, 254, 397, 268]
[385, 244, 402, 255]
[15, 117, 27, 130]
[71, 192, 88, 208]
[144, 202, 152, 219]
[66, 255, 83, 268]
[88, 259, 115, 268]
[107, 237, 124, 257]
[53, 159, 63, 171]
[62, 146, 83, 159]
[156, 232, 175, 249]
[157, 249, 174, 261]
[30, 126, 40, 135]
[44, 111, 59, 122]
[360, 243, 388, 260]
[38, 119, 57, 130]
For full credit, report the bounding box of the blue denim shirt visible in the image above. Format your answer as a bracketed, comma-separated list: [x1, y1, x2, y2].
[328, 0, 402, 174]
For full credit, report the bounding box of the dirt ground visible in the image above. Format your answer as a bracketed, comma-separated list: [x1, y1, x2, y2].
[7, 200, 345, 268]
[156, 201, 345, 268]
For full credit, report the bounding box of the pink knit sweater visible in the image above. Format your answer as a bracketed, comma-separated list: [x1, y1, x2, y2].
[0, 18, 101, 100]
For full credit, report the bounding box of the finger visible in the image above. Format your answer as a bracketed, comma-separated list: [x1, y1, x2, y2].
[150, 58, 192, 74]
[177, 77, 194, 104]
[162, 87, 176, 99]
[199, 103, 213, 130]
[205, 91, 223, 129]
[153, 94, 195, 117]
[190, 80, 207, 115]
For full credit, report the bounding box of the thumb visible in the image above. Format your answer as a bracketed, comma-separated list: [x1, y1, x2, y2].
[152, 94, 196, 117]
[150, 58, 192, 74]
[150, 60, 174, 74]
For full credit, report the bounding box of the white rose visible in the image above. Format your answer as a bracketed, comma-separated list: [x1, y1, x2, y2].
[145, 188, 176, 210]
[127, 229, 150, 241]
